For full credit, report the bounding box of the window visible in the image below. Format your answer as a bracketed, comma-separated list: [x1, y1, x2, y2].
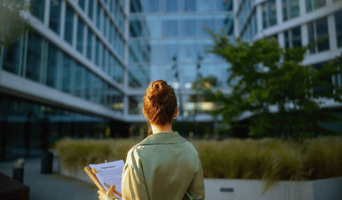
[85, 69, 92, 100]
[282, 0, 299, 22]
[262, 0, 277, 29]
[87, 29, 93, 60]
[46, 44, 59, 88]
[198, 0, 215, 12]
[335, 10, 342, 48]
[73, 62, 85, 97]
[284, 26, 302, 49]
[184, 0, 196, 12]
[30, 0, 45, 22]
[78, 0, 85, 10]
[95, 38, 100, 66]
[96, 2, 101, 29]
[2, 39, 21, 75]
[64, 5, 74, 45]
[148, 0, 159, 12]
[197, 19, 214, 36]
[88, 0, 94, 20]
[180, 19, 196, 36]
[166, 0, 177, 12]
[77, 18, 85, 53]
[306, 0, 326, 13]
[49, 0, 62, 34]
[162, 20, 178, 37]
[25, 33, 42, 82]
[103, 14, 107, 37]
[308, 17, 329, 54]
[62, 54, 72, 93]
[103, 48, 109, 72]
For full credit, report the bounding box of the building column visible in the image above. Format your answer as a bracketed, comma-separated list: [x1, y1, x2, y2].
[299, 0, 306, 17]
[256, 4, 263, 38]
[60, 0, 66, 40]
[328, 14, 338, 52]
[123, 0, 130, 120]
[233, 0, 240, 37]
[44, 0, 51, 27]
[276, 0, 283, 25]
[278, 32, 285, 48]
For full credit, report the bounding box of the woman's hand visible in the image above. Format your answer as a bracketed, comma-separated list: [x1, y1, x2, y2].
[97, 184, 120, 200]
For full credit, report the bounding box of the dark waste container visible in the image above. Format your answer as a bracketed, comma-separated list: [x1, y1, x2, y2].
[13, 158, 24, 183]
[41, 150, 53, 174]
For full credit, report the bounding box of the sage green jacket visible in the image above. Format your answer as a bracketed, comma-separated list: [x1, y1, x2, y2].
[121, 131, 205, 200]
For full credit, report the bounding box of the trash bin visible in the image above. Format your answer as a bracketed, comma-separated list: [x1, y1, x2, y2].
[13, 158, 24, 183]
[41, 150, 53, 174]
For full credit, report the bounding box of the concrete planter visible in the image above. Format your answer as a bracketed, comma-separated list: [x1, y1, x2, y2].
[204, 177, 342, 200]
[59, 161, 342, 200]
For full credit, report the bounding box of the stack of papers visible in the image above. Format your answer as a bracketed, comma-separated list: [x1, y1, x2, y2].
[89, 160, 125, 200]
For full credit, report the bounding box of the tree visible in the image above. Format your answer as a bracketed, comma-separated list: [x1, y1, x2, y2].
[200, 31, 342, 140]
[0, 0, 32, 53]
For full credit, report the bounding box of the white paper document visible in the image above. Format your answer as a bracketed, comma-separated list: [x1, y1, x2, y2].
[89, 160, 125, 200]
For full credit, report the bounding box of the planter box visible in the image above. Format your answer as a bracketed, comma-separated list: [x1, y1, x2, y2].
[204, 177, 342, 200]
[59, 163, 342, 200]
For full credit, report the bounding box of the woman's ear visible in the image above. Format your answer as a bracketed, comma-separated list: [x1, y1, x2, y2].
[173, 107, 178, 118]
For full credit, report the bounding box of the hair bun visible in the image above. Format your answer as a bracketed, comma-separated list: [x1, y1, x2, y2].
[148, 80, 168, 104]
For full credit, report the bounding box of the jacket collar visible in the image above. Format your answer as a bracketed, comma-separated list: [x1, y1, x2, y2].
[138, 131, 187, 145]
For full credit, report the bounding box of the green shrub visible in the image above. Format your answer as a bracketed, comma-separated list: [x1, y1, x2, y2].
[55, 136, 342, 193]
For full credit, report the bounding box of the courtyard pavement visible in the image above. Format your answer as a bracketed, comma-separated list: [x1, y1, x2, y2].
[0, 155, 99, 200]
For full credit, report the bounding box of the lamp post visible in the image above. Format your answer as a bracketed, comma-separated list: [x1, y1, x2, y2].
[172, 55, 185, 136]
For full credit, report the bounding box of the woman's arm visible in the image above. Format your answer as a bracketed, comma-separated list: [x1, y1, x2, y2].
[121, 149, 150, 200]
[185, 158, 205, 200]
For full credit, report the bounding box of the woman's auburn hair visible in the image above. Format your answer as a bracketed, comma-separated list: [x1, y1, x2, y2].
[143, 80, 177, 126]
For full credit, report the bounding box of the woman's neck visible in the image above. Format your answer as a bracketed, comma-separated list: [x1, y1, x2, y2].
[151, 123, 173, 134]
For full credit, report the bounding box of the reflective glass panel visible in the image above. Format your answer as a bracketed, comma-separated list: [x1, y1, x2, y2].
[79, 0, 85, 10]
[96, 2, 101, 29]
[335, 10, 342, 47]
[198, 0, 215, 12]
[87, 29, 93, 60]
[95, 38, 100, 66]
[77, 18, 85, 53]
[166, 0, 177, 12]
[184, 0, 196, 12]
[31, 0, 45, 22]
[149, 0, 159, 12]
[268, 0, 277, 26]
[49, 0, 62, 34]
[316, 17, 329, 52]
[292, 26, 302, 48]
[62, 54, 72, 93]
[46, 44, 59, 88]
[26, 33, 42, 82]
[88, 0, 94, 20]
[2, 39, 21, 75]
[85, 69, 92, 100]
[64, 5, 74, 45]
[74, 62, 85, 97]
[308, 22, 316, 54]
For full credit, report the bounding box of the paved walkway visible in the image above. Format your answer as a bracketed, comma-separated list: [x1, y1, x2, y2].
[0, 156, 99, 200]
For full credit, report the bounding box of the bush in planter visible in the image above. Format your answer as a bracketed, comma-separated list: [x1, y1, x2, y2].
[55, 136, 342, 193]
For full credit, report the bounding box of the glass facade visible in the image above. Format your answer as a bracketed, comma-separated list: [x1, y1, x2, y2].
[284, 26, 302, 49]
[335, 10, 342, 48]
[31, 0, 45, 22]
[129, 0, 233, 91]
[282, 0, 299, 22]
[306, 0, 326, 13]
[49, 0, 62, 35]
[77, 18, 85, 54]
[308, 16, 329, 54]
[262, 0, 277, 29]
[64, 5, 74, 45]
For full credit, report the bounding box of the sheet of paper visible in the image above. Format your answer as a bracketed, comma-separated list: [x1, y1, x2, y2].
[89, 160, 124, 200]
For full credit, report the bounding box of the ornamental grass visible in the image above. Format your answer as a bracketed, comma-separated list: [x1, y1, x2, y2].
[55, 136, 342, 193]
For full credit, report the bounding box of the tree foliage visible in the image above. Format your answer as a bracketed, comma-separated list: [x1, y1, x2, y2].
[200, 31, 342, 139]
[0, 0, 32, 53]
